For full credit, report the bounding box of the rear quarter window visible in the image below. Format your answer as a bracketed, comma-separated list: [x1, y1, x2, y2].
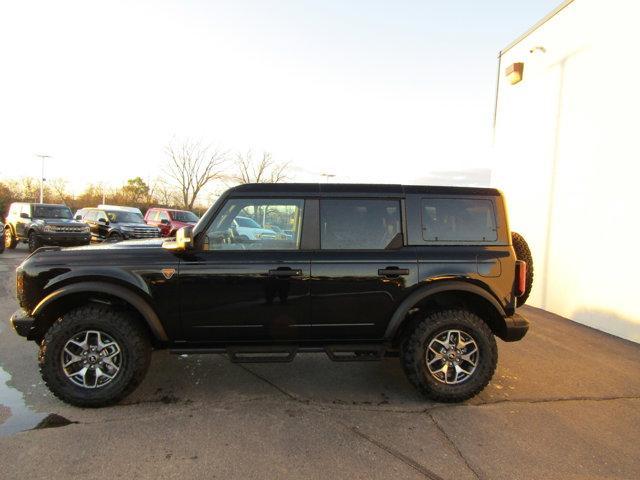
[421, 197, 497, 242]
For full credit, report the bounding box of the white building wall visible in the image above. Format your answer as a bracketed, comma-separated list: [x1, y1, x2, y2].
[493, 0, 640, 342]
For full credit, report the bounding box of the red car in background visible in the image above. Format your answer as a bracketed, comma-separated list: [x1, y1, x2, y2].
[144, 207, 199, 237]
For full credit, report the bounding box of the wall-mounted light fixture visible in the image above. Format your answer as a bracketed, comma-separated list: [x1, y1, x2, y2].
[529, 46, 546, 54]
[505, 62, 524, 85]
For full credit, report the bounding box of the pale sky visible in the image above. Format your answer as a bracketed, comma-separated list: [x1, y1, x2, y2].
[0, 0, 559, 196]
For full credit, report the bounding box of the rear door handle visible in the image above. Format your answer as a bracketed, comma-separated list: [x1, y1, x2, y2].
[378, 267, 410, 277]
[268, 268, 303, 277]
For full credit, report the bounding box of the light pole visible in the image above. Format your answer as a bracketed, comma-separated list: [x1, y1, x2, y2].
[35, 154, 51, 203]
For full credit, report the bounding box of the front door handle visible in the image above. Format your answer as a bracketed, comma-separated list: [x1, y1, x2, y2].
[268, 268, 303, 277]
[378, 267, 410, 277]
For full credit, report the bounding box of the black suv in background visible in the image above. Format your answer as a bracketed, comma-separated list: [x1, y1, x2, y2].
[10, 184, 532, 407]
[4, 203, 91, 252]
[79, 207, 160, 242]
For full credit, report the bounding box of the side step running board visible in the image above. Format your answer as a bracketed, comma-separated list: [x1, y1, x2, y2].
[170, 345, 389, 363]
[227, 345, 298, 363]
[324, 345, 386, 362]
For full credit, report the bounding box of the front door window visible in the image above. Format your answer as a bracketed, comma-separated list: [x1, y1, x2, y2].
[204, 198, 304, 251]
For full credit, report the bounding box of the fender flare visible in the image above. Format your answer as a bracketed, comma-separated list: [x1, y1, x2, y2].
[31, 281, 168, 341]
[384, 280, 506, 340]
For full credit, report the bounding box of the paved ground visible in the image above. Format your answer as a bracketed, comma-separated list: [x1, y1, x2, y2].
[0, 244, 639, 479]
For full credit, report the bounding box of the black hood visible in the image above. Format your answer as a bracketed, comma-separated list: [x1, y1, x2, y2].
[36, 218, 86, 227]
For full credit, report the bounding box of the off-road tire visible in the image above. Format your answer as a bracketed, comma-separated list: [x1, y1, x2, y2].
[0, 229, 4, 253]
[401, 309, 497, 403]
[4, 227, 17, 249]
[109, 232, 123, 242]
[511, 231, 534, 307]
[28, 231, 41, 253]
[38, 305, 151, 407]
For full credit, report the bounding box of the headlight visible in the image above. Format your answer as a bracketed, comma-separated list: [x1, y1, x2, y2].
[81, 225, 90, 233]
[43, 225, 55, 233]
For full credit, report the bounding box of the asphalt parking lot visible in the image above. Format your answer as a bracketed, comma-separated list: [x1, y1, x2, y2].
[1, 245, 639, 480]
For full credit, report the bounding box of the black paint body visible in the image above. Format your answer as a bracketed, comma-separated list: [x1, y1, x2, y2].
[11, 184, 527, 348]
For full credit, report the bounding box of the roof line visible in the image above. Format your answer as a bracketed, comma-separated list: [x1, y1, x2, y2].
[499, 0, 576, 56]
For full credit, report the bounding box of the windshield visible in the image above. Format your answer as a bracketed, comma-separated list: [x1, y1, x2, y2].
[235, 216, 261, 228]
[106, 211, 145, 224]
[171, 210, 199, 223]
[32, 205, 73, 219]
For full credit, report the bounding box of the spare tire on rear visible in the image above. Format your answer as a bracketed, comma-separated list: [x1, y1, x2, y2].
[511, 232, 534, 307]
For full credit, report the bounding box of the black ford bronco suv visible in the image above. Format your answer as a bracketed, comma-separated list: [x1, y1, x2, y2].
[5, 202, 91, 253]
[10, 184, 532, 407]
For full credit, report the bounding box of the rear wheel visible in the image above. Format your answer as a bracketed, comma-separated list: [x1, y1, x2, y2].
[38, 305, 151, 407]
[4, 227, 17, 249]
[512, 232, 534, 307]
[28, 231, 41, 252]
[401, 309, 497, 403]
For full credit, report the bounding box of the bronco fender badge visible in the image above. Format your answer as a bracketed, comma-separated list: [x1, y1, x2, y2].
[161, 268, 176, 280]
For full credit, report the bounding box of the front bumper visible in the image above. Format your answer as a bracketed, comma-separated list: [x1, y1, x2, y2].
[35, 232, 91, 246]
[501, 312, 530, 342]
[10, 308, 36, 338]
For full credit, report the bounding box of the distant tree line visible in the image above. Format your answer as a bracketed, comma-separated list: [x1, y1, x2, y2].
[0, 139, 290, 219]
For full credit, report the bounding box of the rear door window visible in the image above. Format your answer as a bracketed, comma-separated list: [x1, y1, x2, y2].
[421, 198, 497, 242]
[320, 199, 401, 250]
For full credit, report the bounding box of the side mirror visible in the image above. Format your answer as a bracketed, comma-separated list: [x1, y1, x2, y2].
[160, 219, 170, 225]
[74, 215, 82, 220]
[163, 226, 193, 252]
[20, 213, 30, 219]
[98, 218, 109, 225]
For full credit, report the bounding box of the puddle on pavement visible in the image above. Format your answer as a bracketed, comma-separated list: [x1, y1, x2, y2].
[0, 364, 60, 436]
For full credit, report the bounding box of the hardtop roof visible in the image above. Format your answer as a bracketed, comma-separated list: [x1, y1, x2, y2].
[227, 183, 501, 196]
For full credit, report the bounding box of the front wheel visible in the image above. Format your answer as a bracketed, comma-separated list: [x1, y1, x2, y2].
[38, 305, 151, 407]
[28, 231, 41, 252]
[109, 232, 123, 242]
[401, 309, 497, 403]
[4, 227, 17, 249]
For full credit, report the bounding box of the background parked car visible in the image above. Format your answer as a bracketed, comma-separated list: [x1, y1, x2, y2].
[4, 202, 91, 252]
[73, 208, 89, 220]
[265, 224, 293, 240]
[233, 215, 277, 240]
[79, 206, 160, 242]
[145, 207, 199, 237]
[98, 204, 143, 216]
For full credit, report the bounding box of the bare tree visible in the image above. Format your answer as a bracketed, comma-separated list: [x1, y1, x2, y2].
[164, 140, 227, 209]
[149, 177, 179, 206]
[231, 151, 289, 184]
[49, 178, 71, 204]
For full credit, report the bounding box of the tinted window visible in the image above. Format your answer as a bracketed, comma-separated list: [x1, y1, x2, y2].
[205, 199, 303, 251]
[321, 199, 401, 250]
[421, 198, 497, 242]
[171, 211, 198, 222]
[106, 211, 145, 224]
[32, 205, 72, 219]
